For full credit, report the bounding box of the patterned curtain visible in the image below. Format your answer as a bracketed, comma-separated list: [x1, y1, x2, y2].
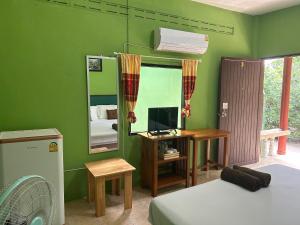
[182, 59, 199, 118]
[120, 54, 142, 123]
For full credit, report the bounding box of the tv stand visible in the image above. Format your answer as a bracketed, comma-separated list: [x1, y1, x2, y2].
[138, 131, 192, 196]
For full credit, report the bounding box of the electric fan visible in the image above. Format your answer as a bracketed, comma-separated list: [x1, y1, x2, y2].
[0, 176, 55, 225]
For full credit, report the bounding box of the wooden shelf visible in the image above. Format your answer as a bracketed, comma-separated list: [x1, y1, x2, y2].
[139, 133, 190, 196]
[158, 156, 187, 165]
[158, 174, 186, 189]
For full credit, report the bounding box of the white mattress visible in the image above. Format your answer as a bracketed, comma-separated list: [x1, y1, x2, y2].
[149, 164, 300, 225]
[90, 119, 117, 146]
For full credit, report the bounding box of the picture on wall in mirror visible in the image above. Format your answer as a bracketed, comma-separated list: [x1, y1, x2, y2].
[88, 57, 102, 72]
[86, 55, 118, 154]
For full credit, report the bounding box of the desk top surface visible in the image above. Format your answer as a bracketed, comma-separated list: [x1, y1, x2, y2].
[85, 158, 136, 178]
[181, 129, 230, 139]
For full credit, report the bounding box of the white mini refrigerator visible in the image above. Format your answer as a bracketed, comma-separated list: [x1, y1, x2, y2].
[0, 128, 65, 225]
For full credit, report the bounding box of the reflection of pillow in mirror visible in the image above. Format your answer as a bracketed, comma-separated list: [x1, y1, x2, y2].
[97, 105, 117, 119]
[107, 109, 118, 120]
[112, 123, 118, 131]
[90, 106, 98, 121]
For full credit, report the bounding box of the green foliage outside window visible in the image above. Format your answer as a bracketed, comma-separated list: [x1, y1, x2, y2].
[263, 57, 300, 141]
[289, 57, 300, 140]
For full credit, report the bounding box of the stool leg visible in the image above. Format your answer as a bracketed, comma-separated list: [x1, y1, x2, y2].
[124, 172, 132, 210]
[111, 178, 120, 196]
[268, 138, 275, 156]
[95, 177, 105, 217]
[87, 171, 95, 203]
[205, 139, 211, 171]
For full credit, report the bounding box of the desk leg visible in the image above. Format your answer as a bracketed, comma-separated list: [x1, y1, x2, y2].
[185, 138, 190, 188]
[223, 136, 229, 167]
[111, 178, 120, 196]
[124, 172, 133, 210]
[87, 171, 95, 203]
[206, 139, 211, 171]
[192, 139, 198, 186]
[95, 177, 105, 217]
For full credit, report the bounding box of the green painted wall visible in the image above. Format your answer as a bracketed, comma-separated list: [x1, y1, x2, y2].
[89, 59, 117, 95]
[0, 0, 255, 201]
[255, 5, 300, 58]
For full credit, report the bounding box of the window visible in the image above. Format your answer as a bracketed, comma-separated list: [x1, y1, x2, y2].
[130, 65, 183, 134]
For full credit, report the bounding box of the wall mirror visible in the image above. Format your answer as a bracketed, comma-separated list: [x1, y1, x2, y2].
[86, 55, 119, 154]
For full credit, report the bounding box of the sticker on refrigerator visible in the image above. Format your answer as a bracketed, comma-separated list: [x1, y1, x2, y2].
[49, 142, 58, 152]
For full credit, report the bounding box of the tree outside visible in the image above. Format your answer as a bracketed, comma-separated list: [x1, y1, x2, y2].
[290, 57, 300, 141]
[263, 57, 300, 141]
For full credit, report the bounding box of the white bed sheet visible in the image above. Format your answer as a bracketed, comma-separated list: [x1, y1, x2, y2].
[149, 164, 300, 225]
[90, 119, 117, 145]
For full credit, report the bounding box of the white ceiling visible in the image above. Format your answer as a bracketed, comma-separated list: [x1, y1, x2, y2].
[192, 0, 300, 15]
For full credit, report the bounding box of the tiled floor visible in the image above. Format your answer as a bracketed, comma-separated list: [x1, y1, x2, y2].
[65, 143, 300, 225]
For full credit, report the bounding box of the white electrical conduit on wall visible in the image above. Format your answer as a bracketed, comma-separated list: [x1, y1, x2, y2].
[64, 167, 86, 173]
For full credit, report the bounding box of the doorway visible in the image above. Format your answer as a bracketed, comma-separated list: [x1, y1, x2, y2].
[262, 56, 300, 168]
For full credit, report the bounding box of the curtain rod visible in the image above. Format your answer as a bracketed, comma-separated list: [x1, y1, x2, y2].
[223, 58, 262, 62]
[113, 52, 202, 63]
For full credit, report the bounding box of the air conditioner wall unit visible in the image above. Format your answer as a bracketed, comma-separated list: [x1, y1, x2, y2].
[154, 28, 209, 55]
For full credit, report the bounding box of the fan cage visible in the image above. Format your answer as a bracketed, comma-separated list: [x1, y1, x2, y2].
[0, 176, 55, 225]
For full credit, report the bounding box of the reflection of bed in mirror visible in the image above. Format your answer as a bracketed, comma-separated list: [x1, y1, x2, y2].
[86, 55, 119, 154]
[90, 95, 118, 150]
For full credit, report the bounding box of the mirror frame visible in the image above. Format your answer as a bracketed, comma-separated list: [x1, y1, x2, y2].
[86, 55, 120, 154]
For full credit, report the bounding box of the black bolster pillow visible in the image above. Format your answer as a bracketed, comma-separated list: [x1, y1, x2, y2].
[233, 165, 271, 187]
[221, 167, 262, 192]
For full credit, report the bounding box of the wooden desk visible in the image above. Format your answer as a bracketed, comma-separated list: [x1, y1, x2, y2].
[85, 158, 135, 217]
[182, 129, 230, 186]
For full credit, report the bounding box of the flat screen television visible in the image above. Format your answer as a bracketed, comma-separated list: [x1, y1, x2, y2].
[148, 107, 178, 134]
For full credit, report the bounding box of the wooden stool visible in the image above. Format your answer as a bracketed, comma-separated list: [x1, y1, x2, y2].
[85, 158, 136, 217]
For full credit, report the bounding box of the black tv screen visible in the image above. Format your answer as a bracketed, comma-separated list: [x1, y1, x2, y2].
[148, 107, 178, 132]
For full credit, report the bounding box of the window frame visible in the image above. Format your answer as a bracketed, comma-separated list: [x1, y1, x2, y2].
[128, 63, 186, 135]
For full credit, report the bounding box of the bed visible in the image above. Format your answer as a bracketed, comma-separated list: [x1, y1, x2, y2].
[89, 95, 118, 147]
[149, 164, 300, 225]
[90, 119, 117, 146]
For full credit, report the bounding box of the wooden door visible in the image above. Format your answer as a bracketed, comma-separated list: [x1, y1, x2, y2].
[218, 58, 264, 166]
